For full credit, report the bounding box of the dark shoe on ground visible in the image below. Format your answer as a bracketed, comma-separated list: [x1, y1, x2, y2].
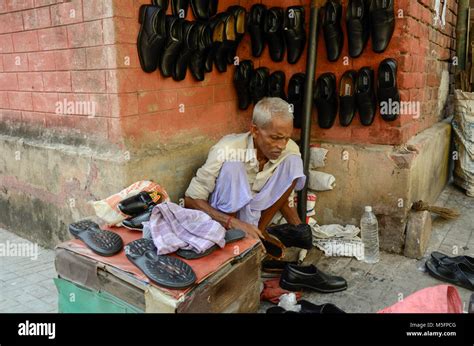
[370, 0, 395, 53]
[226, 6, 247, 65]
[122, 207, 153, 231]
[339, 70, 357, 126]
[425, 259, 474, 291]
[247, 4, 267, 57]
[322, 0, 344, 62]
[267, 223, 312, 249]
[377, 58, 400, 121]
[314, 72, 338, 129]
[284, 6, 306, 64]
[249, 67, 270, 104]
[189, 22, 212, 81]
[152, 0, 169, 11]
[69, 220, 123, 257]
[172, 20, 199, 81]
[288, 73, 306, 129]
[233, 60, 254, 110]
[118, 191, 156, 217]
[171, 0, 189, 18]
[356, 66, 377, 126]
[431, 251, 474, 272]
[160, 16, 185, 78]
[280, 264, 348, 293]
[267, 71, 287, 100]
[346, 0, 370, 58]
[300, 300, 346, 313]
[263, 7, 286, 62]
[137, 5, 167, 73]
[190, 0, 218, 20]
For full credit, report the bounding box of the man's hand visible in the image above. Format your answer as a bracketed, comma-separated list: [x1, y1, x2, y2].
[232, 219, 264, 240]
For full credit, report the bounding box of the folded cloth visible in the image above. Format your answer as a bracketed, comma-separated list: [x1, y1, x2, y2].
[309, 171, 336, 191]
[260, 278, 302, 304]
[312, 224, 361, 239]
[310, 147, 329, 169]
[143, 202, 226, 255]
[378, 285, 463, 313]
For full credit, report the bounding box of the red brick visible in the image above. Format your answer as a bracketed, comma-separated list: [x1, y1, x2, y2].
[0, 91, 9, 108]
[67, 21, 103, 48]
[42, 71, 72, 92]
[50, 0, 83, 25]
[28, 51, 56, 71]
[106, 69, 138, 93]
[0, 57, 3, 72]
[18, 72, 43, 91]
[88, 93, 110, 117]
[83, 0, 113, 20]
[138, 90, 178, 113]
[22, 7, 51, 30]
[109, 93, 138, 117]
[0, 13, 24, 34]
[56, 93, 90, 116]
[111, 0, 134, 18]
[103, 17, 136, 44]
[12, 31, 39, 52]
[214, 84, 236, 103]
[177, 86, 214, 107]
[54, 49, 87, 71]
[0, 73, 18, 91]
[8, 91, 33, 111]
[113, 44, 139, 68]
[38, 27, 68, 50]
[6, 0, 34, 12]
[71, 71, 106, 93]
[0, 34, 13, 53]
[85, 46, 114, 69]
[3, 53, 28, 72]
[32, 92, 59, 113]
[21, 110, 46, 127]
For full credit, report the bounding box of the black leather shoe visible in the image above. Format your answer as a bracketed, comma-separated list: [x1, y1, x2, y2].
[356, 66, 377, 126]
[118, 191, 155, 217]
[171, 0, 189, 18]
[247, 4, 267, 57]
[249, 67, 269, 104]
[160, 16, 185, 78]
[214, 13, 236, 72]
[233, 60, 254, 110]
[189, 22, 212, 81]
[267, 224, 312, 249]
[263, 7, 285, 62]
[287, 73, 306, 129]
[322, 0, 344, 62]
[122, 208, 153, 231]
[172, 20, 198, 81]
[314, 72, 338, 129]
[137, 5, 167, 73]
[378, 58, 400, 121]
[299, 300, 346, 313]
[339, 70, 357, 126]
[280, 264, 348, 293]
[226, 6, 247, 65]
[267, 71, 286, 100]
[346, 0, 370, 58]
[152, 0, 169, 11]
[284, 6, 306, 64]
[204, 15, 223, 73]
[190, 0, 218, 20]
[370, 0, 395, 53]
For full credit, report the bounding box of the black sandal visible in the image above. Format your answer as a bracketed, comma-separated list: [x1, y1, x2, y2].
[425, 259, 474, 291]
[69, 220, 123, 257]
[431, 251, 474, 271]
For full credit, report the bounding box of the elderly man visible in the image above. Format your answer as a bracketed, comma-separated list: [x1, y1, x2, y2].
[185, 97, 307, 240]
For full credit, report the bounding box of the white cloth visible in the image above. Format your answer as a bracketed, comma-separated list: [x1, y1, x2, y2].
[309, 171, 336, 191]
[310, 147, 328, 169]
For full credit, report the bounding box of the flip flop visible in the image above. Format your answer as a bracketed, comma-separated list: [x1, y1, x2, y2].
[125, 238, 196, 290]
[176, 229, 246, 260]
[425, 259, 474, 291]
[69, 220, 123, 257]
[431, 251, 474, 271]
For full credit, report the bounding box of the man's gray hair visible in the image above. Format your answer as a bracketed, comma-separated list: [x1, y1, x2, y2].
[252, 97, 294, 128]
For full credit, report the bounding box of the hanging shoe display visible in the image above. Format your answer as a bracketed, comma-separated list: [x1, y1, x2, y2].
[226, 6, 247, 65]
[249, 67, 270, 104]
[339, 70, 358, 126]
[288, 73, 306, 129]
[370, 0, 395, 53]
[160, 16, 185, 78]
[377, 58, 400, 121]
[171, 0, 190, 18]
[233, 60, 254, 110]
[247, 4, 267, 58]
[314, 73, 338, 129]
[322, 0, 344, 62]
[263, 7, 286, 63]
[267, 71, 287, 100]
[189, 22, 212, 81]
[137, 5, 167, 73]
[346, 0, 370, 58]
[284, 6, 307, 65]
[172, 20, 199, 81]
[356, 66, 377, 126]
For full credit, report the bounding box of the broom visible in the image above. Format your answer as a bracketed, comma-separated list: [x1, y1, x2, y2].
[412, 200, 461, 220]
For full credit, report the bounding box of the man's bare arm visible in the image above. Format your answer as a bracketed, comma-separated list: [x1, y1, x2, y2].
[280, 201, 302, 225]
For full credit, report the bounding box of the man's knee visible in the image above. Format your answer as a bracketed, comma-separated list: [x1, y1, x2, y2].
[219, 161, 247, 181]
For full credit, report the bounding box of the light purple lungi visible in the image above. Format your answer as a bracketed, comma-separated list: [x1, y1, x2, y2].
[209, 154, 306, 226]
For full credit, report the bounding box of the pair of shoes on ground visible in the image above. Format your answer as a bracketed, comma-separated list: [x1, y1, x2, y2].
[425, 252, 474, 291]
[259, 224, 313, 260]
[118, 191, 162, 231]
[267, 299, 346, 314]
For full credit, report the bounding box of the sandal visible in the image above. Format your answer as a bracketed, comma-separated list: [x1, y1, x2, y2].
[69, 220, 123, 257]
[431, 251, 474, 271]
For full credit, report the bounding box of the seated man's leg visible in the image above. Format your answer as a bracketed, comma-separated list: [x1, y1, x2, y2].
[209, 161, 252, 215]
[258, 180, 297, 231]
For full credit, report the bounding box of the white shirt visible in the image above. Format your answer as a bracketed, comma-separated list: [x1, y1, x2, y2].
[185, 132, 301, 201]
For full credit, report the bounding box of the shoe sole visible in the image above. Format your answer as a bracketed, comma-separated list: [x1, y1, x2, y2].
[280, 278, 348, 294]
[122, 223, 143, 231]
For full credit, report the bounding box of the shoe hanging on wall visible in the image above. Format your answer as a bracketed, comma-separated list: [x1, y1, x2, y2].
[160, 16, 185, 78]
[288, 73, 306, 129]
[189, 22, 213, 81]
[284, 6, 307, 65]
[314, 73, 338, 129]
[171, 0, 190, 18]
[321, 0, 344, 62]
[137, 5, 167, 73]
[370, 0, 395, 53]
[173, 21, 199, 81]
[233, 60, 254, 110]
[249, 67, 270, 104]
[247, 4, 267, 58]
[151, 0, 169, 11]
[263, 7, 286, 62]
[339, 70, 358, 126]
[267, 71, 287, 100]
[346, 0, 370, 58]
[377, 58, 400, 121]
[213, 13, 236, 73]
[356, 66, 377, 126]
[226, 6, 247, 65]
[190, 0, 218, 20]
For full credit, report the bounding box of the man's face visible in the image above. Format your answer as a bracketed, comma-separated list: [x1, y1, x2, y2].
[251, 116, 293, 161]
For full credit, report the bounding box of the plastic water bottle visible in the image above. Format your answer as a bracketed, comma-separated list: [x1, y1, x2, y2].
[360, 206, 380, 264]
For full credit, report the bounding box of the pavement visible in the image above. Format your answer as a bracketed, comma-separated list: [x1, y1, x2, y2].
[0, 184, 472, 313]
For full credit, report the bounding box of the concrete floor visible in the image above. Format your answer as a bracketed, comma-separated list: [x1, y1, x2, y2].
[0, 184, 472, 313]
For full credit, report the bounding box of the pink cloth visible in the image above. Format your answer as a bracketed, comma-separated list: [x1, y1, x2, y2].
[378, 285, 463, 314]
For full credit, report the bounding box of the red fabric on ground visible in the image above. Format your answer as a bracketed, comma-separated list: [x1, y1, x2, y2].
[260, 278, 302, 304]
